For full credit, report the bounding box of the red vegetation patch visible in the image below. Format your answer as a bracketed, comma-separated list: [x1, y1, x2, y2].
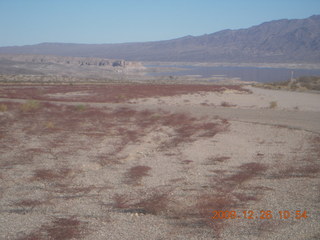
[124, 165, 152, 185]
[32, 168, 72, 181]
[21, 217, 88, 240]
[2, 100, 229, 159]
[220, 101, 236, 107]
[184, 163, 269, 235]
[196, 194, 236, 232]
[1, 97, 234, 236]
[159, 114, 229, 149]
[205, 156, 231, 165]
[277, 164, 320, 179]
[311, 136, 320, 156]
[0, 84, 251, 103]
[14, 199, 44, 208]
[112, 194, 135, 209]
[134, 191, 170, 215]
[233, 192, 259, 202]
[112, 189, 171, 215]
[225, 162, 268, 184]
[181, 160, 193, 164]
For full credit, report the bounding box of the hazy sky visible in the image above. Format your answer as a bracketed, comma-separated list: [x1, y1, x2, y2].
[0, 0, 319, 46]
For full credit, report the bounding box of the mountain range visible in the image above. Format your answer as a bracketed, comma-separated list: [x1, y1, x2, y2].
[1, 15, 320, 63]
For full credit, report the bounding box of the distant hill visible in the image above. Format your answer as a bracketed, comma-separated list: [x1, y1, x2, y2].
[0, 15, 319, 63]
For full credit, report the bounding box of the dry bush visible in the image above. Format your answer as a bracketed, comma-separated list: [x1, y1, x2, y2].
[169, 126, 196, 147]
[214, 156, 231, 162]
[221, 118, 229, 124]
[269, 101, 277, 109]
[32, 168, 72, 181]
[210, 164, 269, 201]
[239, 162, 268, 174]
[201, 102, 210, 106]
[74, 104, 86, 111]
[277, 164, 320, 179]
[162, 113, 195, 128]
[7, 97, 229, 164]
[206, 162, 269, 216]
[0, 103, 7, 112]
[136, 110, 163, 128]
[220, 101, 236, 107]
[225, 162, 268, 184]
[51, 183, 95, 196]
[160, 114, 229, 149]
[112, 194, 135, 209]
[20, 100, 41, 112]
[124, 165, 151, 185]
[198, 122, 227, 137]
[184, 163, 268, 236]
[20, 217, 88, 240]
[117, 128, 141, 144]
[192, 194, 236, 237]
[97, 155, 120, 166]
[112, 107, 137, 119]
[134, 191, 170, 215]
[233, 192, 259, 202]
[44, 121, 55, 129]
[196, 194, 236, 217]
[181, 160, 193, 164]
[311, 136, 320, 156]
[205, 156, 230, 165]
[112, 189, 171, 215]
[300, 164, 320, 175]
[14, 199, 44, 208]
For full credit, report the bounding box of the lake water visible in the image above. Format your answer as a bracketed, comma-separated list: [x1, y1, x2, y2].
[146, 65, 320, 83]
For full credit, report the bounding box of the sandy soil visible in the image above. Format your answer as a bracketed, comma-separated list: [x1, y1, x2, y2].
[133, 86, 320, 112]
[0, 84, 319, 240]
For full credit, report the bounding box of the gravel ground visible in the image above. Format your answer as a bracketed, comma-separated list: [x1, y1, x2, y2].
[0, 85, 319, 239]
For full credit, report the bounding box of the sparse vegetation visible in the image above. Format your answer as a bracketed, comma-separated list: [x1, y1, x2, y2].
[0, 103, 7, 112]
[74, 104, 86, 111]
[204, 156, 230, 165]
[124, 165, 151, 185]
[21, 217, 88, 240]
[298, 76, 320, 90]
[269, 101, 277, 109]
[276, 164, 320, 179]
[220, 101, 236, 107]
[0, 84, 251, 103]
[44, 121, 55, 129]
[32, 168, 72, 181]
[0, 83, 318, 239]
[195, 194, 235, 236]
[112, 189, 171, 215]
[225, 162, 268, 184]
[20, 100, 40, 112]
[255, 76, 320, 92]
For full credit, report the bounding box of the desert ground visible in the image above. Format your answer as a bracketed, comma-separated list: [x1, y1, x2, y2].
[0, 83, 319, 240]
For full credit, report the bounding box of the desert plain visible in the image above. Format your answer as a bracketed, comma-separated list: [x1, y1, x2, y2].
[0, 83, 319, 240]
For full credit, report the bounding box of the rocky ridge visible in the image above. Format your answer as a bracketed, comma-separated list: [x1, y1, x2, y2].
[0, 54, 144, 69]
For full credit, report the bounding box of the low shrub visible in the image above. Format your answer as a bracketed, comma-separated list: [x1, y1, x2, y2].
[0, 103, 7, 112]
[74, 104, 86, 111]
[269, 101, 277, 109]
[124, 165, 151, 185]
[20, 100, 40, 112]
[221, 101, 236, 107]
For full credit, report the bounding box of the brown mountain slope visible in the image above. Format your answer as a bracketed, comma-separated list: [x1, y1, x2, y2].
[0, 15, 319, 63]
